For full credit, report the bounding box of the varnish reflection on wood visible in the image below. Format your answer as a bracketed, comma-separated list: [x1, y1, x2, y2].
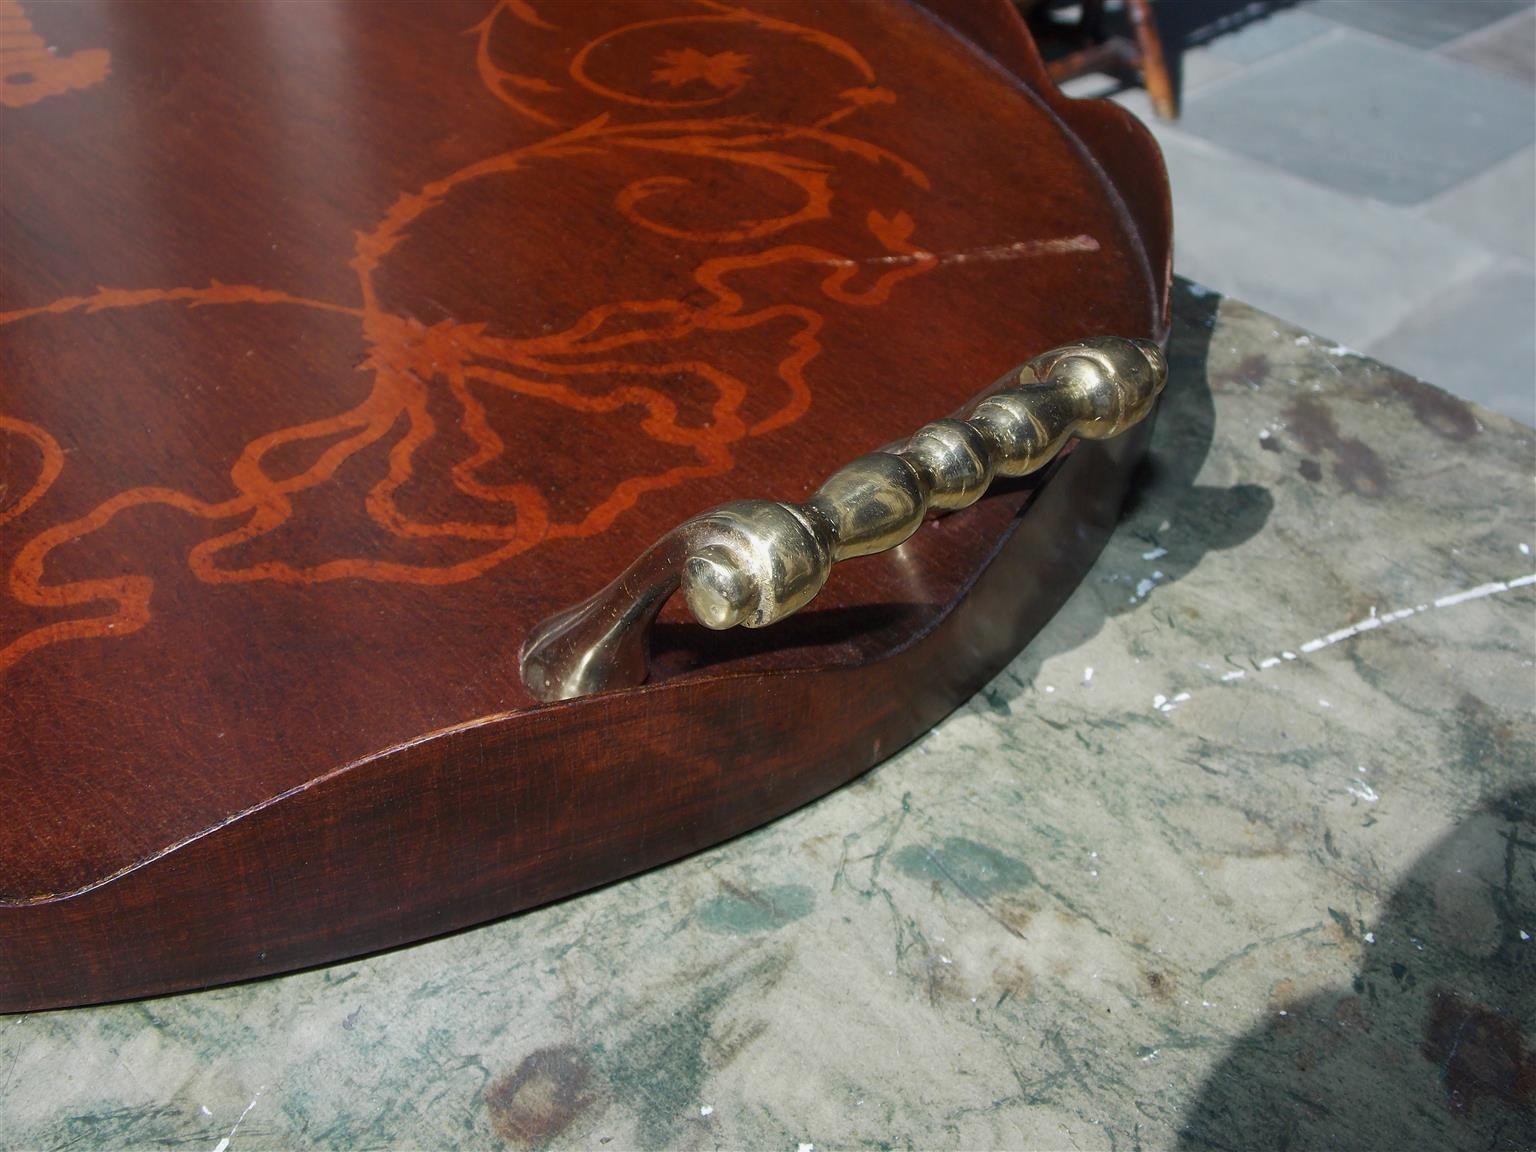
[0, 0, 1170, 1010]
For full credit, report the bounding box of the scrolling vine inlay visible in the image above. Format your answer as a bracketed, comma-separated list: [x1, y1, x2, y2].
[0, 1, 1093, 676]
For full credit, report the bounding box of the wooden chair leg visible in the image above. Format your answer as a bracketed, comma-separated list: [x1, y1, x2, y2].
[1125, 0, 1178, 119]
[1080, 0, 1107, 43]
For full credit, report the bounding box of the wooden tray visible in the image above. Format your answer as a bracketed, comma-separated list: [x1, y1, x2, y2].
[0, 0, 1170, 1010]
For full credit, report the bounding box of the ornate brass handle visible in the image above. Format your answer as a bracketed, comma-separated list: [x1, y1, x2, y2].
[520, 336, 1167, 702]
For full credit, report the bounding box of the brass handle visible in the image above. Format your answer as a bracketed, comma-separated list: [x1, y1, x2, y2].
[520, 336, 1167, 702]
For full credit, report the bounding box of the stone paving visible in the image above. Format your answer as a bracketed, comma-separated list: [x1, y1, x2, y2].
[1065, 0, 1536, 426]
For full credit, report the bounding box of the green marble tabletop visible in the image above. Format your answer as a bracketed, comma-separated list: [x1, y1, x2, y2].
[4, 282, 1533, 1152]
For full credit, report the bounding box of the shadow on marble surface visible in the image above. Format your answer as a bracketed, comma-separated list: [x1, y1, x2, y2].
[1177, 780, 1536, 1151]
[986, 280, 1275, 707]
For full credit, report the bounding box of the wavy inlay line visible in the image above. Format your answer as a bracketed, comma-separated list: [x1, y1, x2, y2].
[0, 0, 1092, 676]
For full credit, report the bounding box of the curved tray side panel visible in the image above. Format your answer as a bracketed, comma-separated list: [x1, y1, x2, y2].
[1, 425, 1148, 1011]
[914, 0, 1173, 339]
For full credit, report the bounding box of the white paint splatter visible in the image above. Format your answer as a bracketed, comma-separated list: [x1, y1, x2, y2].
[700, 1105, 714, 1117]
[1132, 570, 1166, 602]
[200, 1106, 212, 1118]
[1346, 780, 1380, 803]
[210, 1087, 263, 1152]
[820, 235, 1098, 269]
[1521, 930, 1531, 941]
[1043, 685, 1055, 694]
[1149, 570, 1534, 716]
[1521, 543, 1532, 556]
[1434, 581, 1514, 609]
[1142, 546, 1168, 561]
[1083, 666, 1095, 685]
[1363, 932, 1376, 944]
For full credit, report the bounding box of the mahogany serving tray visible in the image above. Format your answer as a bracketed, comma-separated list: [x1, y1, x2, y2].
[0, 0, 1170, 1010]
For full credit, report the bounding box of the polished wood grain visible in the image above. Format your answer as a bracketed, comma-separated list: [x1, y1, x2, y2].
[0, 0, 1170, 1010]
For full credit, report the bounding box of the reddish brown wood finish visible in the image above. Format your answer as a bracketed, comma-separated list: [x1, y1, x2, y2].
[0, 0, 1170, 1010]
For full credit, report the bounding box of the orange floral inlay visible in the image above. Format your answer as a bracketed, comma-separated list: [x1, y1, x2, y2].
[0, 0, 109, 108]
[652, 47, 750, 90]
[0, 1, 1084, 677]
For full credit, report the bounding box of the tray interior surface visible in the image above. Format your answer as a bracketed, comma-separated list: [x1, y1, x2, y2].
[0, 1, 1160, 916]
